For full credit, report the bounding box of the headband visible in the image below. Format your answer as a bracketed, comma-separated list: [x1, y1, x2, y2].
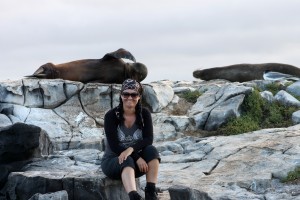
[121, 79, 142, 94]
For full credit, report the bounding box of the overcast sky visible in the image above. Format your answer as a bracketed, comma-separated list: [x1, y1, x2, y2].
[1, 0, 300, 83]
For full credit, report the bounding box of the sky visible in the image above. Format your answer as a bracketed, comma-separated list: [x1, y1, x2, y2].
[1, 0, 300, 83]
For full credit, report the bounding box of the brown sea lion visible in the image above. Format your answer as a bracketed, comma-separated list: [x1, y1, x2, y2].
[193, 63, 300, 82]
[25, 48, 148, 83]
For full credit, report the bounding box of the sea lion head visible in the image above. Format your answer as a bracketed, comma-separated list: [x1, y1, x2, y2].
[128, 62, 148, 82]
[28, 63, 59, 79]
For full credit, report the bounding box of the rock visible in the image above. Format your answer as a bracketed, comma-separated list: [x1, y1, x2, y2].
[23, 79, 44, 108]
[143, 83, 174, 113]
[204, 94, 245, 131]
[168, 185, 213, 200]
[0, 123, 53, 163]
[28, 190, 68, 200]
[54, 95, 104, 150]
[286, 80, 300, 97]
[25, 108, 72, 150]
[0, 80, 24, 105]
[152, 113, 182, 142]
[292, 110, 300, 124]
[260, 91, 275, 102]
[274, 90, 300, 107]
[189, 84, 252, 130]
[156, 125, 300, 199]
[1, 149, 141, 200]
[0, 123, 53, 190]
[0, 103, 30, 124]
[0, 114, 12, 128]
[80, 83, 112, 126]
[1, 78, 300, 199]
[40, 80, 67, 109]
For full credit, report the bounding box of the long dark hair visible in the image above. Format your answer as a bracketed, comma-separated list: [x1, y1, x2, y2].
[115, 81, 144, 128]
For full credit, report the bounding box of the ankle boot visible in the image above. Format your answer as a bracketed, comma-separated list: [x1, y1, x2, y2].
[145, 187, 158, 200]
[129, 191, 144, 200]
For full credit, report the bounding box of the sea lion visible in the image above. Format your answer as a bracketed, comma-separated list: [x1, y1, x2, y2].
[26, 48, 148, 83]
[193, 63, 300, 82]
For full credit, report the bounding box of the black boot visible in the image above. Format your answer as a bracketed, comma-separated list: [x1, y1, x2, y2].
[145, 182, 158, 200]
[129, 191, 144, 200]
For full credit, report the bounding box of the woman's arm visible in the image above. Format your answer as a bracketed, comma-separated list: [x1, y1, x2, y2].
[104, 109, 126, 155]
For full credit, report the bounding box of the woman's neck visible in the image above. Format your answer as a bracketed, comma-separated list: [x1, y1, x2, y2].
[123, 107, 135, 116]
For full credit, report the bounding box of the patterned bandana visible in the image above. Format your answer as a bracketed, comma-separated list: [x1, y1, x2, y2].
[121, 79, 142, 94]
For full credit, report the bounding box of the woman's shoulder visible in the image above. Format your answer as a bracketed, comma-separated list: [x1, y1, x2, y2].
[105, 107, 118, 118]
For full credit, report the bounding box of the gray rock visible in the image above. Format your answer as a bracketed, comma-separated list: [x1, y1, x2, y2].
[23, 79, 43, 108]
[286, 80, 300, 97]
[64, 80, 84, 99]
[28, 190, 68, 200]
[143, 83, 174, 113]
[292, 110, 300, 124]
[274, 90, 300, 107]
[189, 84, 252, 130]
[0, 79, 299, 199]
[169, 185, 213, 200]
[2, 151, 142, 200]
[205, 94, 245, 131]
[0, 80, 24, 105]
[80, 83, 111, 126]
[173, 86, 196, 94]
[260, 91, 275, 102]
[0, 123, 53, 189]
[39, 79, 67, 109]
[0, 114, 12, 128]
[25, 108, 72, 150]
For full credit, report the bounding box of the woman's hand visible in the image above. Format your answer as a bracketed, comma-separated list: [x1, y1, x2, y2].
[118, 147, 134, 164]
[136, 157, 148, 173]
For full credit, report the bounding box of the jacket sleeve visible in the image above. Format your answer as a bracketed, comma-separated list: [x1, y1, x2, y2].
[104, 109, 126, 155]
[131, 108, 153, 152]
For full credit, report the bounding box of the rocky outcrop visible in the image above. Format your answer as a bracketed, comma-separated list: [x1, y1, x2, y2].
[151, 125, 300, 199]
[1, 78, 300, 200]
[0, 123, 53, 189]
[28, 190, 68, 200]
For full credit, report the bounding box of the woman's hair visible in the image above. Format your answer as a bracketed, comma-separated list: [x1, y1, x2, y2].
[115, 79, 144, 128]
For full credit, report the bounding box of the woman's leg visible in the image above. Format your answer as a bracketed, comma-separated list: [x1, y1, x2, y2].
[102, 157, 143, 199]
[140, 145, 160, 200]
[146, 158, 159, 183]
[121, 166, 137, 193]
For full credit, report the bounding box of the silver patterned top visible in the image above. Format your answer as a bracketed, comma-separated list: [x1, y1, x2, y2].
[103, 122, 142, 159]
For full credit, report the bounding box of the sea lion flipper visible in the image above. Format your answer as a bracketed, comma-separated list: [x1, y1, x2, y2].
[103, 48, 136, 62]
[263, 70, 300, 81]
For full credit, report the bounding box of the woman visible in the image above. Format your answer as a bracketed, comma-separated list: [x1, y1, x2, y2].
[101, 79, 160, 200]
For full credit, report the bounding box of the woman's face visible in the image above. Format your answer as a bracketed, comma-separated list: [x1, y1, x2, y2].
[121, 89, 140, 109]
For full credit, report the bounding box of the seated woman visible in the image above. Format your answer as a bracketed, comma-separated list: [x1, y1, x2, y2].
[101, 79, 160, 200]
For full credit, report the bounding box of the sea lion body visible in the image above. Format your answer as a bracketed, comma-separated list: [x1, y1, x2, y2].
[27, 48, 147, 83]
[193, 63, 300, 82]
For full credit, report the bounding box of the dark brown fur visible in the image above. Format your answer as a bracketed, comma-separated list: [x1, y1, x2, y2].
[26, 48, 148, 83]
[193, 63, 300, 82]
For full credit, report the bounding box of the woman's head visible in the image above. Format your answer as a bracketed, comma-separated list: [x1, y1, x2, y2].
[120, 79, 142, 108]
[116, 79, 144, 127]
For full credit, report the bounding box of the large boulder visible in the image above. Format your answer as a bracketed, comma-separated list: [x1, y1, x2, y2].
[188, 84, 252, 130]
[0, 149, 142, 200]
[0, 123, 53, 189]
